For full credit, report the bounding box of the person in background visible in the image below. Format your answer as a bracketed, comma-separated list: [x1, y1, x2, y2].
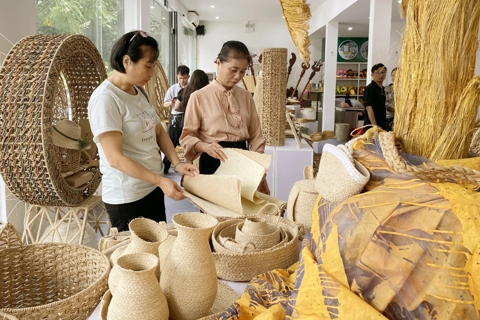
[180, 40, 270, 195]
[88, 31, 198, 231]
[384, 67, 397, 131]
[163, 65, 190, 173]
[363, 63, 387, 130]
[173, 69, 210, 114]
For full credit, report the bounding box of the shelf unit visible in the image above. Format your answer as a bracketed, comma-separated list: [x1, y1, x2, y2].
[336, 62, 368, 102]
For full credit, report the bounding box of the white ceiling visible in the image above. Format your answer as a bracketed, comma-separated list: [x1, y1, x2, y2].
[177, 0, 326, 23]
[177, 0, 403, 37]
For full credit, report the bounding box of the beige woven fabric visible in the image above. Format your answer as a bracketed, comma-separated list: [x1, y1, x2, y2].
[0, 244, 109, 319]
[0, 312, 17, 320]
[98, 228, 130, 252]
[184, 149, 286, 217]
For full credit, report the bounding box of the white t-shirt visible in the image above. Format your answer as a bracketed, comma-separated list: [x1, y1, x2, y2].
[164, 83, 183, 115]
[88, 80, 163, 204]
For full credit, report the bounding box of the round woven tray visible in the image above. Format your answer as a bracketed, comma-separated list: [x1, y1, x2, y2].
[212, 214, 300, 282]
[0, 243, 110, 319]
[0, 34, 106, 206]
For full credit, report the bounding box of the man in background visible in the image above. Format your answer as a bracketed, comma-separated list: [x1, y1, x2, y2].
[163, 65, 190, 173]
[363, 63, 387, 131]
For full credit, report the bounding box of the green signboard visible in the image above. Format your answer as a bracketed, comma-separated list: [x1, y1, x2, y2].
[322, 37, 369, 62]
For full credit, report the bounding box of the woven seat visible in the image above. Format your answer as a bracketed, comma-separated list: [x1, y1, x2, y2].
[0, 34, 106, 206]
[144, 60, 170, 123]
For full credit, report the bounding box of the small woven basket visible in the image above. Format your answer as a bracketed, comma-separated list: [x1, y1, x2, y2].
[54, 145, 82, 172]
[0, 243, 110, 319]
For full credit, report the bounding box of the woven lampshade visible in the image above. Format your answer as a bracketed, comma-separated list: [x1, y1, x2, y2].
[0, 34, 106, 206]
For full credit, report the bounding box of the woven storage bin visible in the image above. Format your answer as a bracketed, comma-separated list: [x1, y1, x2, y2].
[260, 48, 288, 146]
[212, 214, 300, 281]
[0, 243, 110, 319]
[335, 123, 350, 143]
[54, 145, 81, 172]
[286, 179, 318, 233]
[0, 34, 105, 206]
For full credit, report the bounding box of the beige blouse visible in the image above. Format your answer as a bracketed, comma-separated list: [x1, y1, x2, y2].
[180, 79, 265, 161]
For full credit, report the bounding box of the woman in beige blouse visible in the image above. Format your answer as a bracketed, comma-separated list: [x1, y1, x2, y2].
[180, 40, 269, 194]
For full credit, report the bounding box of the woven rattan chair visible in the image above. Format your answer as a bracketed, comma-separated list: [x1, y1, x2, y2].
[144, 60, 170, 128]
[0, 34, 106, 207]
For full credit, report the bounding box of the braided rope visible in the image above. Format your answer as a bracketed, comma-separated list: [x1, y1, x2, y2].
[379, 131, 480, 187]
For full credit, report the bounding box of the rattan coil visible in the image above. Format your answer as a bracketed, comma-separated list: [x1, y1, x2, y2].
[0, 34, 106, 206]
[0, 243, 110, 319]
[212, 214, 300, 281]
[260, 48, 288, 146]
[144, 60, 170, 121]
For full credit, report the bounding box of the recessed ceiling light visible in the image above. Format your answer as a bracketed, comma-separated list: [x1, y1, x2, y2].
[216, 16, 219, 19]
[211, 5, 214, 8]
[348, 27, 353, 30]
[162, 17, 165, 19]
[150, 5, 154, 8]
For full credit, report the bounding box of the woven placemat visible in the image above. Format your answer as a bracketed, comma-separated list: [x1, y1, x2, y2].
[0, 34, 106, 206]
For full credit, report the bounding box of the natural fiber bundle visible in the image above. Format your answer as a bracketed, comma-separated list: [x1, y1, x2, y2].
[279, 0, 311, 66]
[0, 312, 16, 320]
[0, 34, 105, 206]
[260, 48, 288, 146]
[394, 0, 480, 160]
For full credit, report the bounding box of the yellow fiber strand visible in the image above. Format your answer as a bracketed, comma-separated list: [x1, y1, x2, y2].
[279, 0, 311, 66]
[394, 0, 480, 160]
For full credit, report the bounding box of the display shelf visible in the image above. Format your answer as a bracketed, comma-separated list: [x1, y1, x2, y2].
[336, 62, 368, 101]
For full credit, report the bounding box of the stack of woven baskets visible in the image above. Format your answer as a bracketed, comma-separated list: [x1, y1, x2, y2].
[211, 214, 300, 281]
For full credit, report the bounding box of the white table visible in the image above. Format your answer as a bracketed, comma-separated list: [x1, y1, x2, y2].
[265, 138, 313, 202]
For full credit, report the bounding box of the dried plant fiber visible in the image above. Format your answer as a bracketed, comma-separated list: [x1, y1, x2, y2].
[279, 0, 311, 66]
[395, 0, 480, 160]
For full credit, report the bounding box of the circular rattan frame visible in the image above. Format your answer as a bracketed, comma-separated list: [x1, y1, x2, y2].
[144, 60, 170, 121]
[0, 34, 106, 206]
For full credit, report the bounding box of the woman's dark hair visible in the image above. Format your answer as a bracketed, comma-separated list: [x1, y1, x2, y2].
[214, 40, 252, 65]
[371, 63, 386, 74]
[178, 69, 209, 112]
[110, 31, 160, 73]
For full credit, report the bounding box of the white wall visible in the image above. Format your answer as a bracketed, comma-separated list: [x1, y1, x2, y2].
[310, 0, 359, 35]
[197, 19, 323, 89]
[0, 0, 36, 67]
[0, 0, 36, 231]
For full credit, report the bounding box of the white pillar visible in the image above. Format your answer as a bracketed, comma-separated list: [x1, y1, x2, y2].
[367, 0, 392, 83]
[124, 0, 151, 33]
[322, 20, 339, 132]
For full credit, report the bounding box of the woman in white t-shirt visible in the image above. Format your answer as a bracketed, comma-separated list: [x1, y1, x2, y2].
[88, 31, 198, 231]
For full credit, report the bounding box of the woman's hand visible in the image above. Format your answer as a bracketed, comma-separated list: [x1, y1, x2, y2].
[257, 174, 270, 195]
[174, 162, 199, 177]
[156, 176, 186, 200]
[205, 142, 228, 162]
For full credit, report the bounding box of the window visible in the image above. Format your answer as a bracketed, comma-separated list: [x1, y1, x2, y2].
[36, 0, 124, 73]
[181, 19, 196, 70]
[150, 0, 172, 83]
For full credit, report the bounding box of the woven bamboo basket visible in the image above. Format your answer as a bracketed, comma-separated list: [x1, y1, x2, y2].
[0, 34, 105, 206]
[211, 214, 300, 281]
[0, 243, 110, 319]
[144, 60, 170, 122]
[260, 48, 288, 146]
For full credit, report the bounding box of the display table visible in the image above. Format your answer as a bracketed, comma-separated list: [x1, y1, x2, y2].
[88, 281, 248, 319]
[265, 138, 313, 202]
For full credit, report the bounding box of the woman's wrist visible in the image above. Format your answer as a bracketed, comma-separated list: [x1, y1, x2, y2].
[172, 161, 182, 173]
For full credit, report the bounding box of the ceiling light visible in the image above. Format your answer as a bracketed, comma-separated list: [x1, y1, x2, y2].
[162, 17, 165, 19]
[211, 5, 214, 8]
[216, 16, 219, 19]
[150, 5, 154, 8]
[348, 27, 353, 30]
